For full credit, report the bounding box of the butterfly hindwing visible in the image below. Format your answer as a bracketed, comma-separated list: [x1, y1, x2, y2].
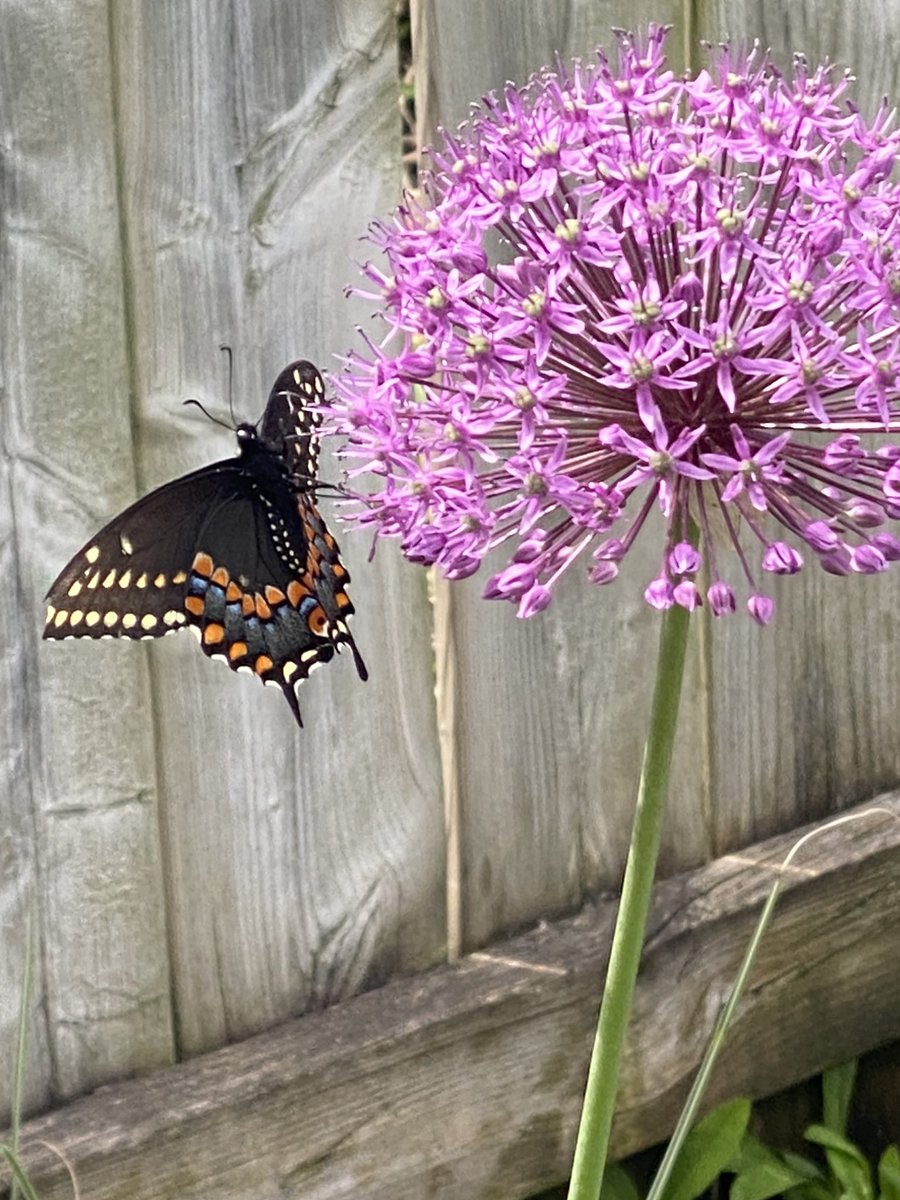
[43, 360, 366, 726]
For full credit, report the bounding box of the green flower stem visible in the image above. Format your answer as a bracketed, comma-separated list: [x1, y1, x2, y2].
[568, 602, 692, 1200]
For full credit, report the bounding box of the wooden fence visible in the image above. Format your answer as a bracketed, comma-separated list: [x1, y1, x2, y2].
[2, 0, 900, 1196]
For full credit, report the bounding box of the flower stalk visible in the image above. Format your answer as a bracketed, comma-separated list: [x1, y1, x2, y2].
[331, 22, 900, 1200]
[568, 600, 692, 1200]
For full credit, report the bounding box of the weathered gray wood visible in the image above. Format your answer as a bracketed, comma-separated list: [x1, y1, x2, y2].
[0, 458, 50, 1116]
[1, 0, 445, 1122]
[417, 0, 709, 952]
[691, 1, 900, 860]
[0, 0, 175, 1118]
[4, 794, 900, 1200]
[106, 0, 445, 1054]
[418, 0, 900, 951]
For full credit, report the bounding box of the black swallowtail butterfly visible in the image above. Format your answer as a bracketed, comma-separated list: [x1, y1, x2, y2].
[43, 360, 367, 726]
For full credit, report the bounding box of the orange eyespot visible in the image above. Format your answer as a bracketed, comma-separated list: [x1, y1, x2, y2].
[306, 605, 328, 636]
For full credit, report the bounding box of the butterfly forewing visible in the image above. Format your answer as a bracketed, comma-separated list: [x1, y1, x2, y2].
[259, 360, 324, 489]
[43, 359, 366, 726]
[43, 462, 242, 641]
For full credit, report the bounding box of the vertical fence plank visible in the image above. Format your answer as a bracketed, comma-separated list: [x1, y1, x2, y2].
[0, 0, 175, 1120]
[692, 0, 900, 856]
[418, 0, 900, 953]
[110, 0, 445, 1053]
[416, 0, 710, 952]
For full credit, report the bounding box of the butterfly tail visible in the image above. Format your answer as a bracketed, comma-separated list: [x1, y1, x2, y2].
[347, 635, 368, 682]
[282, 680, 305, 728]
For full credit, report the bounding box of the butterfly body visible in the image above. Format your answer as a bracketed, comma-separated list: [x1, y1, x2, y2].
[43, 361, 366, 726]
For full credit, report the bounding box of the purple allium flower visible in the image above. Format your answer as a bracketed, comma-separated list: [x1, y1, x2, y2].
[334, 25, 900, 623]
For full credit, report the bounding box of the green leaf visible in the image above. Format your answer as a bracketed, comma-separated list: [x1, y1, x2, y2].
[729, 1132, 823, 1200]
[780, 1151, 826, 1182]
[878, 1145, 900, 1200]
[729, 1132, 781, 1174]
[0, 1145, 42, 1200]
[661, 1098, 752, 1200]
[731, 1159, 813, 1200]
[602, 1162, 642, 1200]
[822, 1061, 857, 1136]
[804, 1124, 872, 1200]
[784, 1181, 839, 1200]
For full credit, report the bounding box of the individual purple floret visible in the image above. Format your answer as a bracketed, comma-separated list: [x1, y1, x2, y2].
[333, 25, 900, 622]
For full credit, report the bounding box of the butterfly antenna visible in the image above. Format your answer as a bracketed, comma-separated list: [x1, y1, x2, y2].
[182, 398, 235, 431]
[219, 343, 237, 427]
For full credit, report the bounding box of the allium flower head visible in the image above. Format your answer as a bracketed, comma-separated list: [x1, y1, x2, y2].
[334, 26, 900, 622]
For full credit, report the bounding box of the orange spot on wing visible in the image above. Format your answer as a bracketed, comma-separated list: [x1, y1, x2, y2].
[287, 580, 307, 607]
[211, 566, 230, 587]
[255, 654, 274, 676]
[332, 564, 347, 579]
[307, 605, 328, 636]
[336, 591, 352, 609]
[184, 595, 205, 617]
[242, 594, 256, 617]
[229, 640, 248, 661]
[255, 594, 272, 620]
[226, 581, 243, 602]
[192, 553, 214, 578]
[264, 585, 286, 606]
[203, 622, 225, 645]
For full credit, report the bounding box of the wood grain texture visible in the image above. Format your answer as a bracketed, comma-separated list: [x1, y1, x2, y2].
[418, 0, 900, 951]
[1, 0, 444, 1121]
[416, 0, 710, 952]
[690, 1, 900, 858]
[107, 0, 445, 1055]
[0, 0, 174, 1119]
[4, 794, 900, 1200]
